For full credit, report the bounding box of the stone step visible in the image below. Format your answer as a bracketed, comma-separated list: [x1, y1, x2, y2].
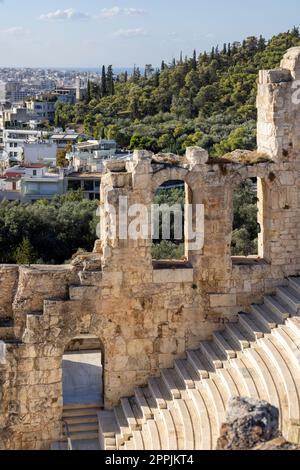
[161, 368, 182, 399]
[174, 359, 197, 389]
[188, 388, 212, 450]
[258, 337, 300, 422]
[196, 385, 220, 449]
[184, 398, 202, 450]
[98, 410, 119, 442]
[64, 422, 98, 433]
[114, 404, 132, 441]
[186, 350, 210, 379]
[288, 277, 300, 296]
[168, 403, 185, 449]
[276, 287, 300, 314]
[215, 368, 240, 401]
[212, 331, 237, 359]
[154, 414, 169, 450]
[124, 439, 135, 451]
[264, 296, 292, 321]
[272, 327, 300, 369]
[225, 324, 250, 350]
[120, 398, 140, 431]
[140, 422, 153, 450]
[64, 415, 98, 425]
[142, 386, 159, 415]
[286, 317, 300, 336]
[160, 408, 178, 450]
[148, 377, 169, 409]
[132, 430, 145, 450]
[63, 405, 101, 418]
[67, 431, 99, 441]
[229, 358, 260, 399]
[63, 402, 101, 410]
[202, 378, 226, 431]
[174, 399, 194, 450]
[134, 387, 153, 420]
[146, 419, 161, 450]
[250, 304, 278, 330]
[234, 355, 267, 401]
[238, 313, 266, 340]
[243, 347, 282, 420]
[199, 341, 224, 369]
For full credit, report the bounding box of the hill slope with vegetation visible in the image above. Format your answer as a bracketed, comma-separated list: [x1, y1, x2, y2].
[55, 28, 300, 156]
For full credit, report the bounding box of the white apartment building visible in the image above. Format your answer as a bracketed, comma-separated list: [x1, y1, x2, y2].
[23, 141, 57, 167]
[3, 129, 50, 162]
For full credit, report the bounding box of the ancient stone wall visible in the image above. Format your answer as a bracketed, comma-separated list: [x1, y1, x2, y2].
[1, 47, 300, 449]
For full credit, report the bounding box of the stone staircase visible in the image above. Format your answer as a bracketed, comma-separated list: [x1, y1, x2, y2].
[98, 277, 300, 451]
[62, 403, 102, 441]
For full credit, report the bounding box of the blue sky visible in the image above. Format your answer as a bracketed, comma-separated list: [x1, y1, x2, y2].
[0, 0, 299, 68]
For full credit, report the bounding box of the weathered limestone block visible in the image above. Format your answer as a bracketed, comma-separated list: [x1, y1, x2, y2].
[210, 294, 237, 308]
[153, 269, 194, 284]
[0, 265, 19, 318]
[186, 146, 209, 165]
[280, 46, 300, 79]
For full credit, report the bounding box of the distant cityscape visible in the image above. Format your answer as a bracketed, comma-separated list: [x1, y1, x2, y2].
[0, 67, 133, 203]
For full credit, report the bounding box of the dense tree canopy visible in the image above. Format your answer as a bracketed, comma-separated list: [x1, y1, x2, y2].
[0, 191, 98, 264]
[55, 29, 300, 156]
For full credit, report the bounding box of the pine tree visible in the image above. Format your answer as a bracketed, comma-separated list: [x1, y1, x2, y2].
[107, 65, 114, 95]
[192, 50, 197, 70]
[161, 60, 166, 71]
[101, 65, 107, 97]
[258, 35, 266, 51]
[227, 43, 231, 56]
[87, 79, 92, 102]
[15, 238, 37, 265]
[292, 26, 300, 38]
[222, 43, 227, 55]
[124, 71, 128, 83]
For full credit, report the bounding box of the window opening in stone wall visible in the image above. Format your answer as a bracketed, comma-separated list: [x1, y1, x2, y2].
[152, 180, 187, 261]
[232, 177, 260, 257]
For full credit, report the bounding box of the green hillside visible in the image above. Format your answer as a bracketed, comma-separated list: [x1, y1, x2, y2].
[55, 28, 300, 156]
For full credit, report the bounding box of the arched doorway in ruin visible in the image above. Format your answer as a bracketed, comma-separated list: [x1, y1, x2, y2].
[62, 335, 104, 407]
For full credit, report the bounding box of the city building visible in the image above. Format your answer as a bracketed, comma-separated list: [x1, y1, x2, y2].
[26, 98, 56, 122]
[23, 141, 57, 167]
[50, 131, 87, 149]
[2, 128, 50, 162]
[0, 164, 65, 201]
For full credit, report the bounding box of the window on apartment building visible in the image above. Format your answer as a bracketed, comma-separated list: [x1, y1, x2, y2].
[68, 180, 81, 191]
[231, 177, 260, 258]
[33, 170, 37, 176]
[84, 180, 94, 191]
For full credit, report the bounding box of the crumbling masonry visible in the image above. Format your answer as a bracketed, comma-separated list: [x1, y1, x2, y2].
[1, 48, 300, 450]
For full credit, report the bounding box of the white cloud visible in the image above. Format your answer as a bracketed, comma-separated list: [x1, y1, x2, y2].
[113, 28, 148, 38]
[0, 26, 30, 36]
[39, 9, 90, 21]
[100, 7, 147, 18]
